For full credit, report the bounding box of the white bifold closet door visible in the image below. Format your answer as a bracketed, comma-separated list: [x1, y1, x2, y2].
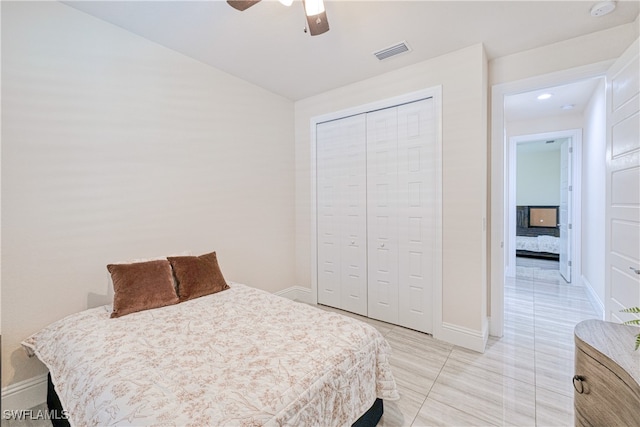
[367, 99, 435, 333]
[366, 107, 400, 322]
[316, 114, 368, 316]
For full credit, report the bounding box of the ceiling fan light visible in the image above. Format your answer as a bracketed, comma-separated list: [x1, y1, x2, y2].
[305, 0, 325, 16]
[278, 0, 293, 6]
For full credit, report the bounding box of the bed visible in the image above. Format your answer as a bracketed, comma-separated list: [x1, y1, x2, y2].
[516, 206, 560, 260]
[23, 253, 398, 427]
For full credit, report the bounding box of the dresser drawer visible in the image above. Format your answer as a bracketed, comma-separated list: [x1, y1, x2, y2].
[574, 347, 640, 426]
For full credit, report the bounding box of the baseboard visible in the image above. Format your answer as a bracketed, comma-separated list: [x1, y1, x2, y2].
[488, 315, 502, 338]
[275, 286, 313, 304]
[438, 320, 489, 353]
[581, 275, 605, 319]
[1, 373, 48, 411]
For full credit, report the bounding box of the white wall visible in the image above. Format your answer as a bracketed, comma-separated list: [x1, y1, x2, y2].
[516, 148, 561, 206]
[581, 79, 606, 311]
[490, 22, 639, 86]
[507, 114, 584, 139]
[1, 1, 295, 388]
[295, 45, 488, 342]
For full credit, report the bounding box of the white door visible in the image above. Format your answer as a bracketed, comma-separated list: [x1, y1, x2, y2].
[367, 107, 400, 324]
[605, 39, 640, 322]
[397, 99, 435, 333]
[339, 115, 368, 315]
[317, 119, 342, 309]
[317, 115, 368, 315]
[559, 138, 572, 283]
[367, 99, 435, 333]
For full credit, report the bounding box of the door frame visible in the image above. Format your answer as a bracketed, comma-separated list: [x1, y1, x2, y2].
[490, 61, 612, 337]
[309, 86, 443, 338]
[506, 129, 582, 281]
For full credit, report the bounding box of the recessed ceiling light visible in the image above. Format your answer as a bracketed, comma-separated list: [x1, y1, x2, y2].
[537, 93, 553, 100]
[591, 1, 616, 17]
[561, 104, 575, 110]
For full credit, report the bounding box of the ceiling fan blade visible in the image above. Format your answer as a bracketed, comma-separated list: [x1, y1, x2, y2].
[227, 1, 261, 12]
[306, 10, 330, 36]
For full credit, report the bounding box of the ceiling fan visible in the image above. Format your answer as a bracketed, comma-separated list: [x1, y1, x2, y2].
[227, 0, 330, 36]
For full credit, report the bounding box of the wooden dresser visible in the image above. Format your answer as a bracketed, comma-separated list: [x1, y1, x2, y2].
[574, 319, 640, 426]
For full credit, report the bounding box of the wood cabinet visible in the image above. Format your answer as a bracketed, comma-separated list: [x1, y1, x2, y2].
[574, 319, 640, 426]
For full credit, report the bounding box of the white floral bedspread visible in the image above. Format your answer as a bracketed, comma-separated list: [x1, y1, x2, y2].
[23, 283, 398, 427]
[516, 235, 560, 254]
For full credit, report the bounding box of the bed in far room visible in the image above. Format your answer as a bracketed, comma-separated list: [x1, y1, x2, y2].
[516, 206, 560, 260]
[23, 252, 398, 427]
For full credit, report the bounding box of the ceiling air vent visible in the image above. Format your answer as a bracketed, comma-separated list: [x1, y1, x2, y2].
[373, 41, 411, 61]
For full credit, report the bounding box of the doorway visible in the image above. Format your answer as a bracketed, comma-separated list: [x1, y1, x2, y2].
[507, 129, 581, 284]
[490, 62, 610, 337]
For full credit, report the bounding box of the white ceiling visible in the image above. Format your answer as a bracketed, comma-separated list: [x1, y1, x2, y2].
[64, 0, 639, 103]
[504, 77, 603, 122]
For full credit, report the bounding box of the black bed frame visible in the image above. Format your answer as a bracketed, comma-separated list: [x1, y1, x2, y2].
[516, 250, 559, 261]
[47, 374, 70, 427]
[47, 374, 384, 427]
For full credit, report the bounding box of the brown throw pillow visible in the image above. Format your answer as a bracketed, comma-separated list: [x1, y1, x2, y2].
[107, 259, 179, 318]
[167, 251, 229, 302]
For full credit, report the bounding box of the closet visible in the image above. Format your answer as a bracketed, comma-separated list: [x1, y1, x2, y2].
[316, 98, 437, 334]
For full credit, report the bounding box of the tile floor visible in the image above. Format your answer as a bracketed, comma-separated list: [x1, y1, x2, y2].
[338, 257, 598, 426]
[4, 257, 599, 426]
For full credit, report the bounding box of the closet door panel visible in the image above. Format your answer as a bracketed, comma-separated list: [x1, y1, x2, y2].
[397, 99, 435, 333]
[367, 108, 399, 324]
[339, 115, 368, 315]
[316, 120, 343, 308]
